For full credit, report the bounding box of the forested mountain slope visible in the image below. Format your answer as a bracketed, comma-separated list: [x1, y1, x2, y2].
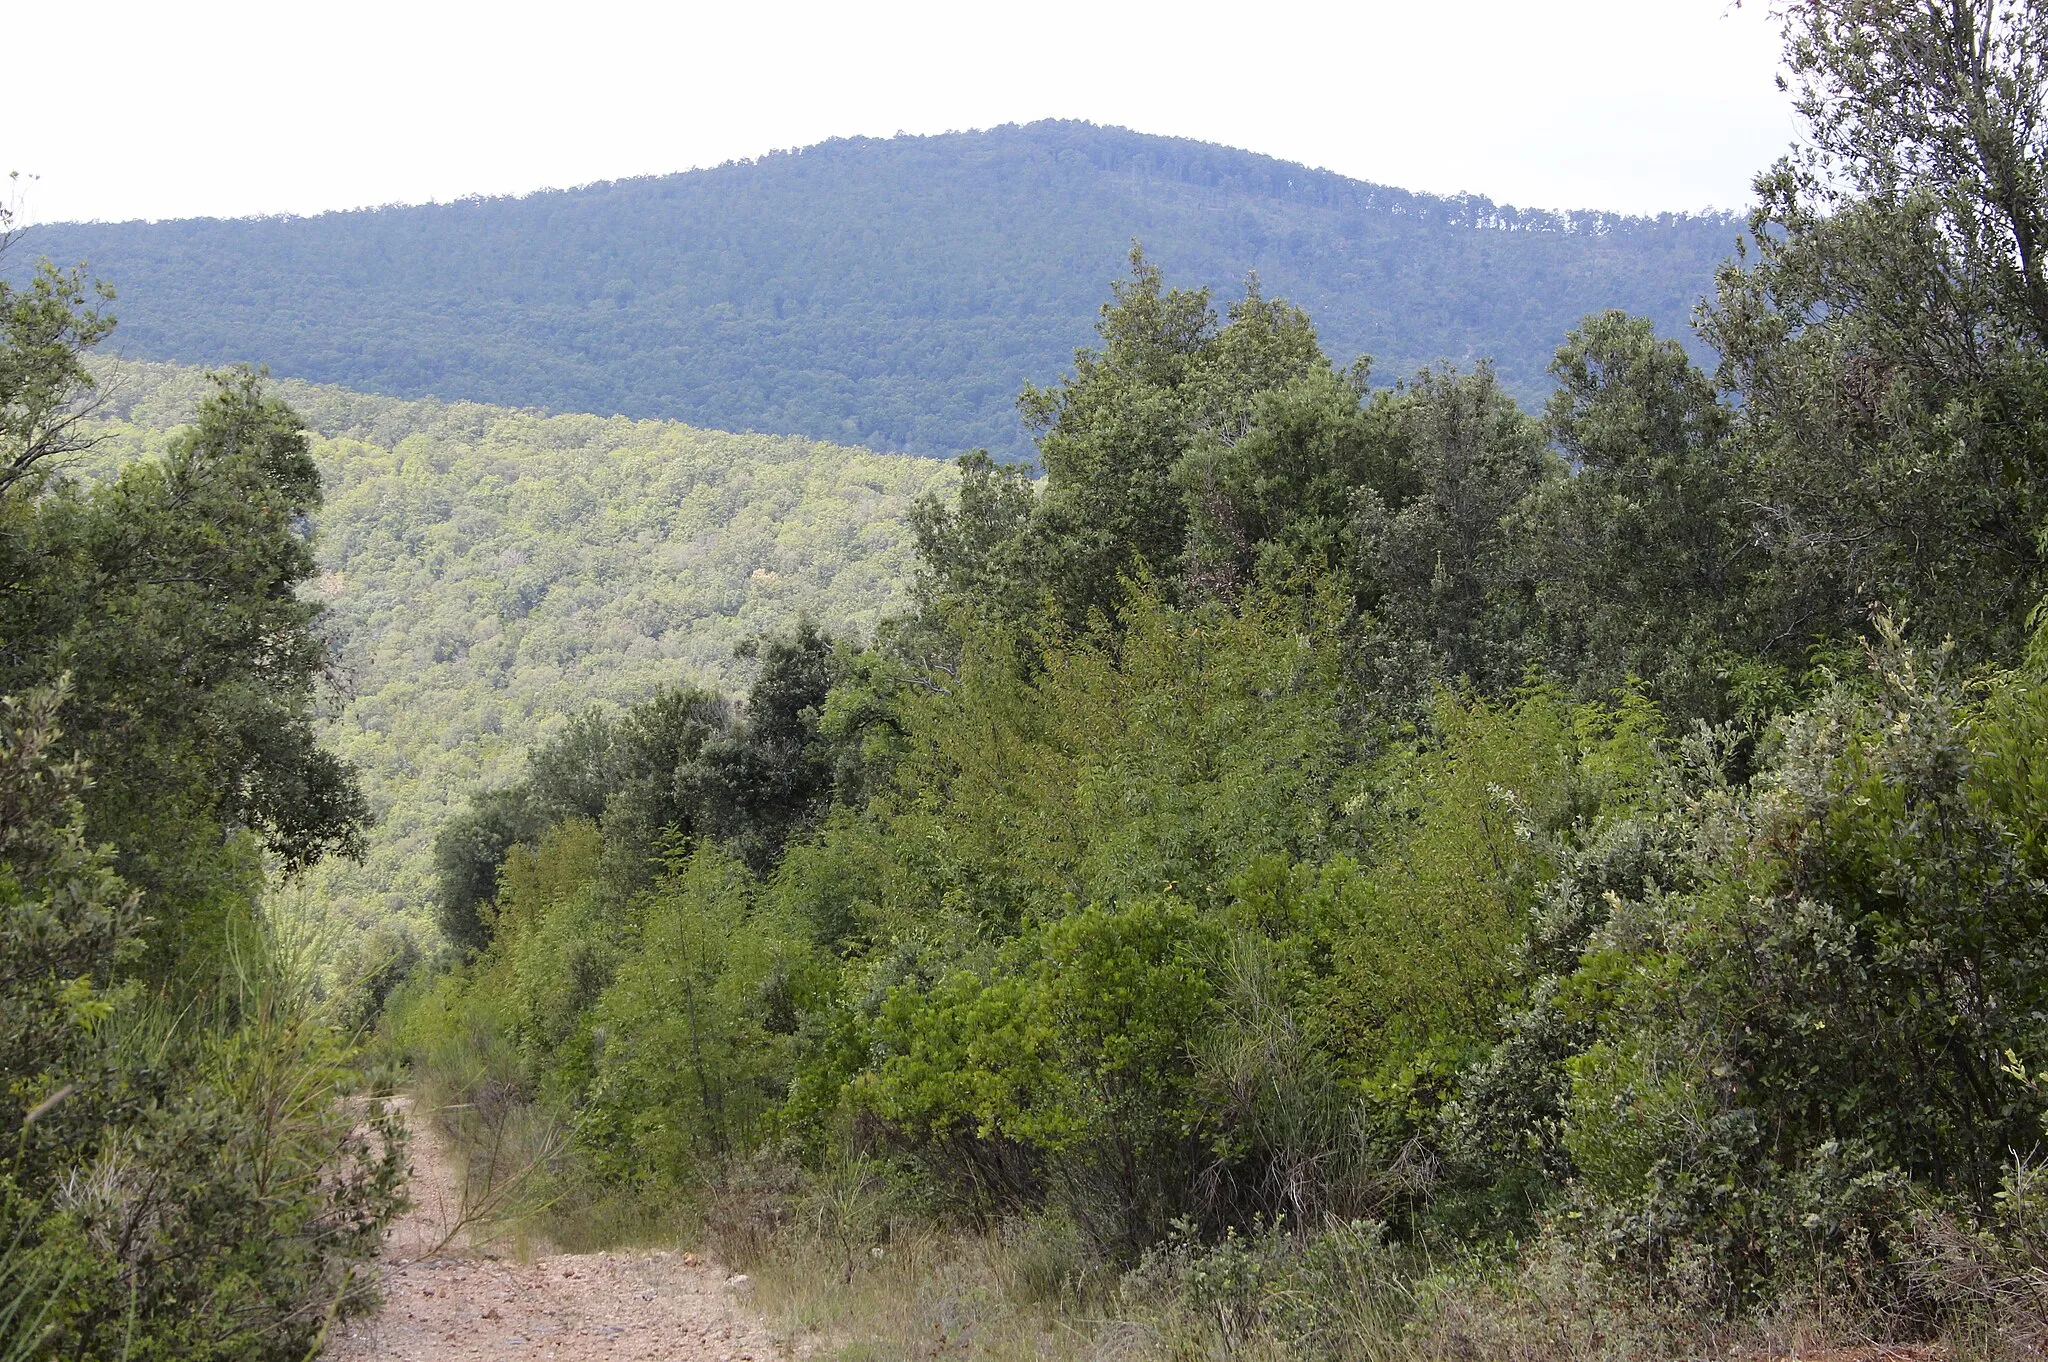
[75, 361, 950, 934]
[20, 123, 1737, 459]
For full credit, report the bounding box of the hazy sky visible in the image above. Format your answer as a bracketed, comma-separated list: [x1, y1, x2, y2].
[9, 0, 1798, 226]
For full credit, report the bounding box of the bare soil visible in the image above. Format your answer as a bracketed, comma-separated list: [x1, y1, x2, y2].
[327, 1100, 790, 1362]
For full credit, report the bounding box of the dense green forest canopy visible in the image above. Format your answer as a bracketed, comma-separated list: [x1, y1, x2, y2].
[68, 362, 951, 940]
[8, 122, 1738, 459]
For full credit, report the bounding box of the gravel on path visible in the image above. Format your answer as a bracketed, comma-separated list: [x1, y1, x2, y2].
[327, 1099, 789, 1362]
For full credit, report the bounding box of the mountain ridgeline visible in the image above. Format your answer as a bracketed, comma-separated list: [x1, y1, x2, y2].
[14, 122, 1738, 459]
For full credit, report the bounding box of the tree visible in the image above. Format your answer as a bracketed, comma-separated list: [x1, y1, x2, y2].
[1365, 364, 1553, 692]
[1778, 0, 2048, 346]
[1024, 253, 1325, 627]
[917, 248, 1329, 632]
[0, 682, 138, 1144]
[1, 371, 369, 976]
[433, 684, 729, 951]
[1509, 312, 1748, 718]
[1704, 0, 2048, 664]
[690, 623, 841, 871]
[0, 237, 401, 1362]
[1551, 629, 2048, 1304]
[432, 786, 545, 953]
[908, 449, 1038, 622]
[1176, 362, 1403, 605]
[0, 260, 114, 498]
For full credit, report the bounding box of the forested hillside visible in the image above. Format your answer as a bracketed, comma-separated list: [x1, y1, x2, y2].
[72, 362, 950, 941]
[13, 123, 1736, 459]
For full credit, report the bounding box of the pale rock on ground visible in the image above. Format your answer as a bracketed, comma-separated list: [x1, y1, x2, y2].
[327, 1100, 791, 1362]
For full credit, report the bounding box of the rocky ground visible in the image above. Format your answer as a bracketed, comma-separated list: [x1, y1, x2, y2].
[327, 1100, 792, 1362]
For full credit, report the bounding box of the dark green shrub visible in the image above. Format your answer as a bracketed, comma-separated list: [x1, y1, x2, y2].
[0, 684, 404, 1361]
[855, 899, 1222, 1255]
[1551, 630, 2048, 1308]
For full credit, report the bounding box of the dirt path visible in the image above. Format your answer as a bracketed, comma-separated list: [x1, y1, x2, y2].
[327, 1099, 790, 1362]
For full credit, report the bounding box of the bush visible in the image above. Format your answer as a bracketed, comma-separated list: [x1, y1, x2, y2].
[1541, 629, 2048, 1309]
[1310, 684, 1661, 1102]
[855, 899, 1222, 1255]
[0, 684, 404, 1360]
[1911, 1155, 2048, 1357]
[576, 847, 819, 1183]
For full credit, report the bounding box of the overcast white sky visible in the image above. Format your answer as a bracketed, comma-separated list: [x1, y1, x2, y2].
[8, 0, 1798, 226]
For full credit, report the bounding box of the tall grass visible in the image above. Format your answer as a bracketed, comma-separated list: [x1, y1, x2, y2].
[0, 1232, 68, 1362]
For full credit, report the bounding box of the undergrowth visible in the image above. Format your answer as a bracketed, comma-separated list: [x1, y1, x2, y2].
[387, 1041, 2048, 1362]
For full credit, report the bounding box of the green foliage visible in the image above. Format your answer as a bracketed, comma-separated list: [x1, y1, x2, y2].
[856, 899, 1222, 1255]
[1314, 684, 1662, 1101]
[0, 260, 401, 1358]
[10, 122, 1738, 460]
[1511, 310, 1748, 716]
[401, 584, 1366, 1247]
[0, 683, 403, 1361]
[433, 683, 730, 951]
[1428, 631, 2048, 1305]
[1176, 363, 1397, 603]
[386, 8, 2048, 1345]
[1022, 255, 1326, 625]
[0, 683, 139, 1164]
[1361, 363, 1554, 691]
[917, 273, 1558, 698]
[436, 625, 846, 959]
[494, 820, 613, 1076]
[579, 847, 818, 1181]
[1698, 0, 2048, 666]
[431, 786, 545, 954]
[1514, 627, 2048, 1308]
[915, 251, 1333, 629]
[689, 622, 842, 871]
[0, 259, 113, 498]
[69, 359, 955, 943]
[397, 828, 820, 1201]
[3, 369, 370, 981]
[908, 451, 1037, 622]
[842, 586, 1360, 941]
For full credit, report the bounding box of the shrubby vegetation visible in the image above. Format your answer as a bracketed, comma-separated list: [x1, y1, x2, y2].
[67, 363, 953, 948]
[391, 4, 2048, 1356]
[10, 122, 1737, 459]
[0, 237, 402, 1357]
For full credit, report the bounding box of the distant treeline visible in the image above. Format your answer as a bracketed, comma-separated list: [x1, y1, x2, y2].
[10, 122, 1737, 459]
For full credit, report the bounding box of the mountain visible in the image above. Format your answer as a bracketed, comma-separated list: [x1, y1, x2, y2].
[76, 361, 951, 934]
[20, 123, 1739, 461]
